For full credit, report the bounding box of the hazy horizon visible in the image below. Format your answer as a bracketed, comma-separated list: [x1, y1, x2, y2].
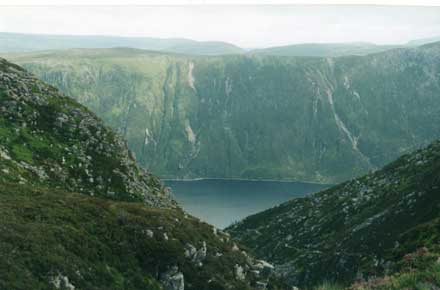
[1, 5, 440, 48]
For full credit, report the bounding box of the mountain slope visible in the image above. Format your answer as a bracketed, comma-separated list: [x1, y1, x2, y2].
[5, 42, 440, 183]
[0, 57, 174, 207]
[0, 32, 244, 55]
[227, 139, 440, 288]
[0, 58, 287, 290]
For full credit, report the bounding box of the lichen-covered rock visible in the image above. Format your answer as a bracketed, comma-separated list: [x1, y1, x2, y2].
[184, 241, 207, 266]
[146, 229, 154, 238]
[234, 264, 246, 281]
[51, 274, 75, 290]
[184, 243, 197, 259]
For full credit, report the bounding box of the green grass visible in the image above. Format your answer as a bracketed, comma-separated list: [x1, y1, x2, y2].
[11, 144, 33, 163]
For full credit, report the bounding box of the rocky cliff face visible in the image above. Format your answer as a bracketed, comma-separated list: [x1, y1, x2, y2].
[6, 43, 440, 183]
[0, 58, 287, 290]
[227, 139, 440, 288]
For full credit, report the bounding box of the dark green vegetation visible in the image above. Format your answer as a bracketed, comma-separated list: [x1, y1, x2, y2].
[227, 139, 440, 289]
[6, 42, 440, 183]
[0, 58, 286, 290]
[0, 32, 244, 55]
[0, 182, 286, 290]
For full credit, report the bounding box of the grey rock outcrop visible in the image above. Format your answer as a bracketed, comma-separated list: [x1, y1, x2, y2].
[234, 264, 245, 281]
[184, 241, 207, 266]
[161, 266, 184, 290]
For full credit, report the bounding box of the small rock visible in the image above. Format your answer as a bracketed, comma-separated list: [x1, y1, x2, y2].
[234, 264, 245, 281]
[184, 243, 197, 259]
[193, 241, 207, 263]
[146, 229, 154, 238]
[0, 149, 11, 160]
[51, 274, 75, 290]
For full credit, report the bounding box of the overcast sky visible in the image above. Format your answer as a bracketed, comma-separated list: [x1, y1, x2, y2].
[0, 5, 439, 48]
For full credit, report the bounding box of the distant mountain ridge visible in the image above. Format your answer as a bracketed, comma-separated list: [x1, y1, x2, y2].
[2, 32, 440, 57]
[0, 32, 245, 55]
[249, 42, 401, 57]
[407, 36, 440, 46]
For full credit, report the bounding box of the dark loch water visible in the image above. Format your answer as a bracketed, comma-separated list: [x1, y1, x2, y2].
[164, 179, 330, 229]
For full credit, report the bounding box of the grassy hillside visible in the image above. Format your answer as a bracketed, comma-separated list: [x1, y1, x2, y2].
[5, 43, 440, 183]
[0, 57, 286, 290]
[227, 139, 440, 289]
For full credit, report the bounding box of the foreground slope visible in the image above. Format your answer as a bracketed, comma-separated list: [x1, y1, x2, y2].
[0, 58, 285, 290]
[0, 183, 287, 290]
[6, 42, 440, 183]
[227, 139, 440, 288]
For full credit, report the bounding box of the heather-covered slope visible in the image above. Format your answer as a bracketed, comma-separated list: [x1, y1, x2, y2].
[6, 42, 440, 183]
[227, 139, 440, 288]
[0, 183, 286, 290]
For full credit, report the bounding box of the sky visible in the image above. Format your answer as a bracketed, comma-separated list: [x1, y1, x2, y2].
[0, 5, 439, 48]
